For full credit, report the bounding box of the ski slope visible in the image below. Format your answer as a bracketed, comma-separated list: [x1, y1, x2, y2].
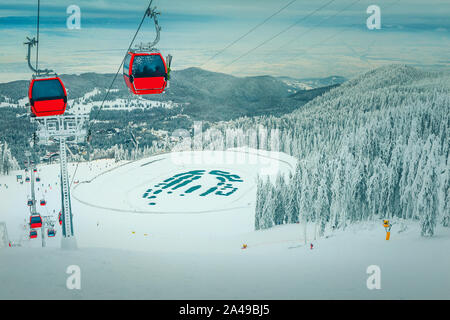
[0, 148, 295, 250]
[0, 149, 449, 299]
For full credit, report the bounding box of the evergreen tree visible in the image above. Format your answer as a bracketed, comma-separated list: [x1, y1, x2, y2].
[254, 177, 265, 230]
[273, 174, 286, 225]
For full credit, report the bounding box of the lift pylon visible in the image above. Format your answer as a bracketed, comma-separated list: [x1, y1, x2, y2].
[31, 114, 88, 249]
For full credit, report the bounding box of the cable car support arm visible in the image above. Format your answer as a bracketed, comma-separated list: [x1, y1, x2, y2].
[135, 5, 161, 51]
[24, 37, 53, 76]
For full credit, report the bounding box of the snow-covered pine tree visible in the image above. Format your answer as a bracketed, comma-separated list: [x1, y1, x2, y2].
[273, 173, 286, 226]
[419, 136, 439, 236]
[299, 167, 311, 244]
[440, 152, 450, 227]
[314, 176, 330, 238]
[284, 172, 299, 224]
[261, 177, 275, 229]
[0, 141, 19, 175]
[254, 177, 265, 230]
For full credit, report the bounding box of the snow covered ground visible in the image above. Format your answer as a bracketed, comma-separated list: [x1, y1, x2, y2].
[0, 96, 28, 108]
[0, 149, 449, 299]
[1, 88, 180, 113]
[67, 98, 180, 114]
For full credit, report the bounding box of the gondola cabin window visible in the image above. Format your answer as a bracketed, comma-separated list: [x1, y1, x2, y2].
[132, 55, 166, 78]
[31, 79, 65, 100]
[123, 54, 131, 76]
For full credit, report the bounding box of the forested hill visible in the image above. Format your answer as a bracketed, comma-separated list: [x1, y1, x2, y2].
[0, 68, 343, 166]
[203, 65, 450, 236]
[0, 68, 343, 121]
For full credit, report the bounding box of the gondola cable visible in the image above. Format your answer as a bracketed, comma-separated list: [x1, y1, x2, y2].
[72, 0, 156, 184]
[70, 161, 79, 188]
[36, 0, 40, 71]
[221, 0, 337, 69]
[87, 0, 156, 141]
[287, 0, 402, 62]
[25, 0, 68, 118]
[274, 0, 363, 52]
[199, 0, 299, 68]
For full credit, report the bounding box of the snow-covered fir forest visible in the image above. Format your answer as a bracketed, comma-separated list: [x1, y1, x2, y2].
[0, 142, 19, 175]
[2, 65, 448, 237]
[198, 65, 450, 237]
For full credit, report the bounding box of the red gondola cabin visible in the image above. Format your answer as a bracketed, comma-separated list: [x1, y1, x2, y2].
[123, 52, 168, 95]
[28, 77, 67, 117]
[58, 211, 62, 225]
[30, 215, 42, 228]
[30, 230, 38, 239]
[40, 200, 46, 206]
[47, 229, 56, 237]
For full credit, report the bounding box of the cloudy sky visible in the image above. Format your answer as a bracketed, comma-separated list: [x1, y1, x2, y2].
[0, 0, 449, 82]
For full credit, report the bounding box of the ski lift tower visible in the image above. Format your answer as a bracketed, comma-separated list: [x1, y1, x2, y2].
[31, 114, 88, 249]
